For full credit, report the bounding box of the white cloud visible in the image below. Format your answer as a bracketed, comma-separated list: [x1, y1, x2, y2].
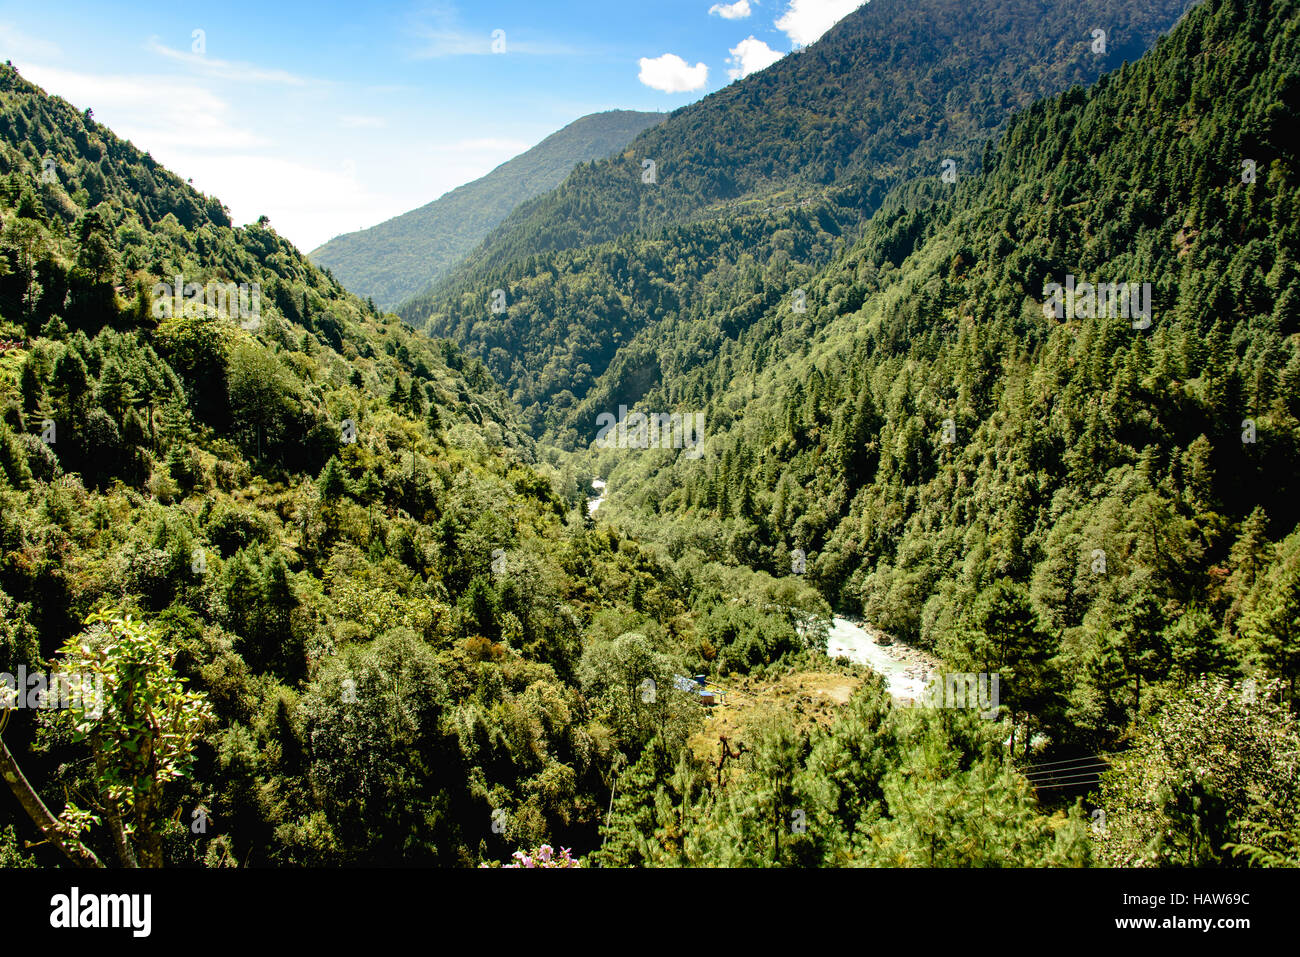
[638, 53, 708, 93]
[709, 0, 753, 19]
[727, 36, 783, 80]
[412, 29, 490, 57]
[407, 5, 575, 58]
[0, 22, 61, 59]
[410, 30, 576, 58]
[775, 0, 868, 46]
[163, 152, 396, 250]
[16, 64, 264, 152]
[7, 58, 537, 253]
[147, 39, 311, 85]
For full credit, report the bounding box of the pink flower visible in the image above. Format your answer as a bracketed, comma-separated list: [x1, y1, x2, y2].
[493, 844, 580, 867]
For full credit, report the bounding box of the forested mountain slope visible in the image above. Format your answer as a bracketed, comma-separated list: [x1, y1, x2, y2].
[397, 0, 1196, 441]
[2, 0, 1298, 871]
[0, 63, 719, 866]
[2, 61, 1060, 870]
[594, 0, 1300, 824]
[309, 110, 665, 309]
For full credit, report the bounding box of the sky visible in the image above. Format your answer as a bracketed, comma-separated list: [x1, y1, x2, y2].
[0, 0, 867, 252]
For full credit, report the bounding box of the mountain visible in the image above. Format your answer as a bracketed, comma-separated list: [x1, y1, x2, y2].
[4, 0, 1300, 874]
[0, 62, 655, 866]
[591, 0, 1300, 839]
[308, 110, 665, 309]
[0, 63, 857, 871]
[397, 0, 1196, 443]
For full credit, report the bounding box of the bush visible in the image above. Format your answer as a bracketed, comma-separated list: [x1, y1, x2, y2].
[206, 504, 276, 557]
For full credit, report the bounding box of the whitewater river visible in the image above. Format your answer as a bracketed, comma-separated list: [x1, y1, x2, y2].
[826, 617, 939, 702]
[581, 482, 933, 702]
[587, 478, 606, 516]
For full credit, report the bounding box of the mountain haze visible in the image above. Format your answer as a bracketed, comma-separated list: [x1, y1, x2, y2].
[309, 110, 666, 309]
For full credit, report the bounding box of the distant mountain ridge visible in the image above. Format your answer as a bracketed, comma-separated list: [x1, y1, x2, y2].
[606, 0, 1300, 735]
[397, 0, 1197, 442]
[309, 109, 666, 308]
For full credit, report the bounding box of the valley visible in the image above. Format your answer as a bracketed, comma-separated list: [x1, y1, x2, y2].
[1, 0, 1298, 875]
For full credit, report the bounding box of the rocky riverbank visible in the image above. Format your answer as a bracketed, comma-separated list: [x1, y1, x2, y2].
[826, 616, 944, 702]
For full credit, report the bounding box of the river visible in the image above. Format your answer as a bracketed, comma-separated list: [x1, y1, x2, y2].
[826, 616, 940, 702]
[587, 478, 606, 516]
[580, 483, 934, 702]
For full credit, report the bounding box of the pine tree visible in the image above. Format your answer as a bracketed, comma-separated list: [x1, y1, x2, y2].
[388, 377, 406, 410]
[1225, 506, 1272, 627]
[18, 359, 42, 420]
[407, 380, 425, 415]
[51, 348, 90, 418]
[1241, 529, 1300, 707]
[95, 358, 132, 420]
[317, 456, 350, 501]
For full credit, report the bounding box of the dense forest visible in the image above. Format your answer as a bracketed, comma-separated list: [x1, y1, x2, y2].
[1, 0, 1298, 871]
[0, 56, 1045, 868]
[397, 0, 1195, 442]
[586, 0, 1300, 864]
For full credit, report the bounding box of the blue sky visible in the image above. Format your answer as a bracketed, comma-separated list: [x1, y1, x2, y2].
[0, 0, 866, 251]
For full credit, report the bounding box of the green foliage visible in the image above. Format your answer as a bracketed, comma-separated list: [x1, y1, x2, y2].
[49, 607, 214, 867]
[400, 0, 1194, 441]
[291, 629, 456, 864]
[696, 602, 801, 674]
[587, 0, 1300, 762]
[610, 683, 1091, 867]
[1095, 677, 1300, 866]
[1239, 527, 1300, 704]
[0, 586, 37, 673]
[576, 631, 696, 755]
[0, 824, 35, 867]
[1, 0, 1294, 871]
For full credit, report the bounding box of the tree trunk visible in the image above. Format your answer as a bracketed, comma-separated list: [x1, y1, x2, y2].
[94, 739, 138, 868]
[0, 737, 103, 867]
[773, 802, 780, 864]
